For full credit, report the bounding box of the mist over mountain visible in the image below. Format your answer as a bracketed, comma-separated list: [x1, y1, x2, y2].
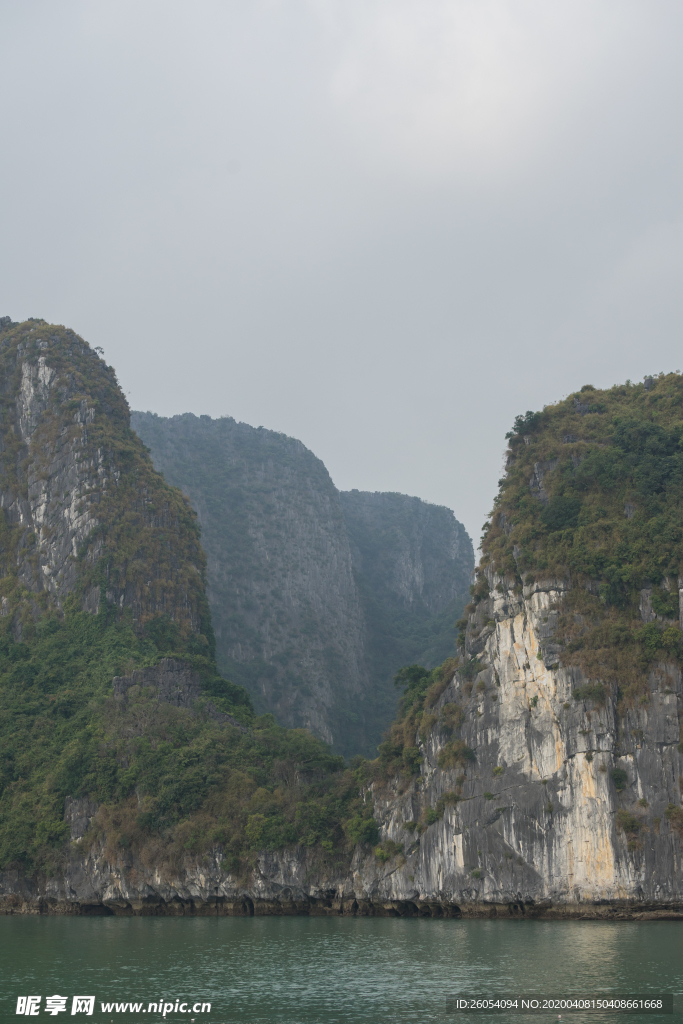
[131, 412, 474, 756]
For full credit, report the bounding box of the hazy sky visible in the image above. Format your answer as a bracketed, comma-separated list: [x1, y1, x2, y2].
[2, 1, 683, 545]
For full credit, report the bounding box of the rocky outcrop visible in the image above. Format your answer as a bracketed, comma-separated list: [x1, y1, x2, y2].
[112, 658, 247, 730]
[363, 573, 683, 911]
[130, 412, 473, 756]
[1, 331, 111, 615]
[3, 572, 681, 918]
[340, 489, 473, 674]
[0, 320, 208, 635]
[340, 491, 472, 614]
[0, 321, 256, 904]
[130, 412, 372, 753]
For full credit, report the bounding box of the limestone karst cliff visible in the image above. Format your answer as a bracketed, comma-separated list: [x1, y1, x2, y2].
[355, 376, 683, 912]
[130, 412, 473, 755]
[341, 488, 473, 685]
[338, 376, 683, 913]
[3, 571, 681, 917]
[0, 317, 258, 874]
[4, 371, 682, 918]
[0, 318, 366, 887]
[0, 318, 209, 635]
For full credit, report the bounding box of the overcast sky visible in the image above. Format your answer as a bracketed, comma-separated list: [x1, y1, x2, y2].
[2, 1, 683, 545]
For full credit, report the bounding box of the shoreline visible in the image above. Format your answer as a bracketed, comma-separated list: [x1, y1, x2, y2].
[2, 896, 683, 920]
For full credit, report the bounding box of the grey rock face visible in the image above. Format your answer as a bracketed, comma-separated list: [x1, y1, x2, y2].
[340, 490, 472, 615]
[529, 460, 558, 504]
[64, 797, 99, 842]
[0, 324, 206, 636]
[1, 337, 107, 612]
[340, 489, 473, 717]
[130, 412, 370, 752]
[4, 569, 678, 919]
[131, 413, 473, 756]
[358, 570, 683, 912]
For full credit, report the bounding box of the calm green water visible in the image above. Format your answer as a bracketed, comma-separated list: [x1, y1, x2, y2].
[0, 917, 681, 1024]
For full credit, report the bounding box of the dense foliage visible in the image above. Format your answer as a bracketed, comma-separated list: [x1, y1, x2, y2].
[0, 606, 244, 869]
[478, 373, 683, 701]
[371, 658, 473, 782]
[0, 603, 374, 874]
[486, 377, 683, 586]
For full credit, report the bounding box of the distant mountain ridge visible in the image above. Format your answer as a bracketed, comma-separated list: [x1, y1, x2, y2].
[131, 412, 474, 755]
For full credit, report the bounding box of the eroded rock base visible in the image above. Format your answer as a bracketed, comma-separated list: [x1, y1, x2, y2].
[2, 895, 682, 921]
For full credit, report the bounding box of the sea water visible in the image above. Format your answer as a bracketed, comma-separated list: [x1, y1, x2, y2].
[1, 916, 681, 1023]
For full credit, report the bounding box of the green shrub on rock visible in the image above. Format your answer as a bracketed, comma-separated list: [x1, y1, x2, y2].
[441, 703, 465, 734]
[374, 839, 404, 863]
[664, 804, 683, 838]
[573, 683, 606, 704]
[616, 809, 642, 849]
[437, 740, 476, 770]
[423, 807, 439, 826]
[610, 768, 629, 791]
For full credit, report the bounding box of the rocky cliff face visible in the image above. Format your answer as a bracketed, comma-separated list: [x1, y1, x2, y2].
[361, 571, 683, 914]
[4, 570, 680, 919]
[341, 490, 471, 615]
[6, 353, 678, 918]
[0, 319, 250, 881]
[131, 413, 473, 756]
[130, 412, 372, 753]
[340, 489, 473, 684]
[0, 319, 208, 636]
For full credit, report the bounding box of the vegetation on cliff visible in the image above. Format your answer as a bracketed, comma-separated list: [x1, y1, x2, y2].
[473, 373, 683, 705]
[370, 658, 472, 782]
[0, 322, 210, 641]
[0, 321, 375, 876]
[0, 598, 375, 873]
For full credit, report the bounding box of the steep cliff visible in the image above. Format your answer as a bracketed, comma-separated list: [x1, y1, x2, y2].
[0, 316, 254, 874]
[0, 319, 368, 886]
[0, 319, 208, 634]
[351, 375, 683, 913]
[340, 489, 472, 690]
[130, 412, 372, 753]
[7, 340, 679, 918]
[130, 412, 473, 756]
[5, 374, 682, 918]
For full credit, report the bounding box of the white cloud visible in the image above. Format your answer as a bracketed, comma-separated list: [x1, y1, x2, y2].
[314, 0, 645, 185]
